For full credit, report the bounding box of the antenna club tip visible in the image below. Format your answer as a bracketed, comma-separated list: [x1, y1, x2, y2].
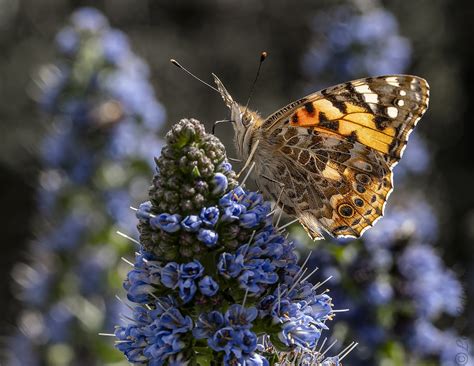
[260, 51, 268, 61]
[170, 59, 181, 68]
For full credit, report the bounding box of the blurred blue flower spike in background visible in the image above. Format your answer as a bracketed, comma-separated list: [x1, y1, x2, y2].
[7, 7, 165, 366]
[302, 2, 411, 91]
[112, 119, 352, 366]
[295, 0, 473, 365]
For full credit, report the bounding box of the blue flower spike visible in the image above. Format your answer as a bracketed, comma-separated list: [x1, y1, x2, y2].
[8, 7, 166, 365]
[114, 119, 343, 365]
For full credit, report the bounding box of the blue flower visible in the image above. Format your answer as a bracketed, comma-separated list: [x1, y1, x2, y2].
[71, 7, 108, 31]
[181, 215, 202, 232]
[238, 259, 278, 293]
[161, 262, 180, 289]
[159, 308, 193, 334]
[150, 213, 182, 233]
[222, 202, 246, 222]
[240, 212, 259, 229]
[241, 191, 264, 208]
[367, 279, 394, 305]
[209, 327, 235, 353]
[124, 269, 156, 303]
[232, 329, 258, 354]
[101, 30, 131, 64]
[179, 279, 197, 303]
[280, 315, 322, 348]
[136, 201, 153, 220]
[307, 294, 333, 320]
[218, 252, 244, 278]
[197, 228, 218, 247]
[212, 173, 228, 195]
[200, 206, 220, 226]
[55, 26, 78, 55]
[198, 276, 219, 296]
[193, 311, 225, 339]
[238, 270, 263, 293]
[115, 302, 191, 364]
[399, 244, 463, 318]
[225, 305, 257, 330]
[219, 187, 246, 208]
[219, 162, 233, 171]
[180, 260, 204, 279]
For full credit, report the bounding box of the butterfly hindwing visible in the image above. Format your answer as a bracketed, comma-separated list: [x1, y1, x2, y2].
[259, 127, 392, 239]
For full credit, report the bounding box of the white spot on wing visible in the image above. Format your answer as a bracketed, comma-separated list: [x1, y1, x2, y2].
[399, 90, 407, 96]
[321, 165, 341, 181]
[385, 77, 400, 87]
[363, 93, 379, 103]
[397, 99, 405, 107]
[386, 107, 398, 118]
[354, 84, 372, 94]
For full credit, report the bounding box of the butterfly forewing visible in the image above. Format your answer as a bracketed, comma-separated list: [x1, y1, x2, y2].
[264, 75, 429, 167]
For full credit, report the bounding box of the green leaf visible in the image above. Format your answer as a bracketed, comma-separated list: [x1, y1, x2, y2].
[195, 347, 213, 366]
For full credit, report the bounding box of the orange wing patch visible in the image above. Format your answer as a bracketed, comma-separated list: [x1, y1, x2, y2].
[290, 100, 397, 155]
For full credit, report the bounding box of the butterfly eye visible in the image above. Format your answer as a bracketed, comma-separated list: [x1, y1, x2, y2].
[241, 112, 252, 126]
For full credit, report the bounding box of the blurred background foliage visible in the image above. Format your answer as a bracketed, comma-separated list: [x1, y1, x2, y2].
[0, 0, 473, 365]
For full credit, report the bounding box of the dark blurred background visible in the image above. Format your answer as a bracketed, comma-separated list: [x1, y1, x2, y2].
[1, 0, 473, 347]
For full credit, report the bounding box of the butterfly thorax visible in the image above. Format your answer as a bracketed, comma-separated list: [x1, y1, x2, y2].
[232, 105, 265, 161]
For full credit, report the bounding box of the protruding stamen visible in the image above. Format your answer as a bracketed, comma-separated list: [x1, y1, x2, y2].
[98, 333, 115, 337]
[338, 342, 359, 360]
[331, 308, 350, 313]
[312, 276, 333, 291]
[242, 289, 249, 307]
[121, 257, 134, 267]
[116, 231, 140, 245]
[320, 339, 338, 357]
[299, 266, 320, 284]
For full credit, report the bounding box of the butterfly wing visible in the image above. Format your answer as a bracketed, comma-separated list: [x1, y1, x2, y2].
[260, 75, 429, 239]
[258, 129, 392, 239]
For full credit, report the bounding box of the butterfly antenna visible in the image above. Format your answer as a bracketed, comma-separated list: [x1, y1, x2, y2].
[243, 51, 268, 116]
[170, 59, 220, 93]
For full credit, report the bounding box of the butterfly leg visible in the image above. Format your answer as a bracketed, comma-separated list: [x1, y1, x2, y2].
[240, 161, 256, 187]
[261, 174, 286, 217]
[275, 204, 285, 227]
[212, 119, 234, 135]
[228, 157, 242, 163]
[237, 139, 260, 178]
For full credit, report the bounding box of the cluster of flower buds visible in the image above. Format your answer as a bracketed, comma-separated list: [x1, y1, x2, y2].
[114, 119, 346, 365]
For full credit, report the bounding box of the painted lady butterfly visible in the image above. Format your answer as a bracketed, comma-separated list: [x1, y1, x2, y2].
[214, 74, 429, 240]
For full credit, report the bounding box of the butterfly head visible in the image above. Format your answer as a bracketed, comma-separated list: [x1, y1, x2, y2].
[213, 73, 259, 159]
